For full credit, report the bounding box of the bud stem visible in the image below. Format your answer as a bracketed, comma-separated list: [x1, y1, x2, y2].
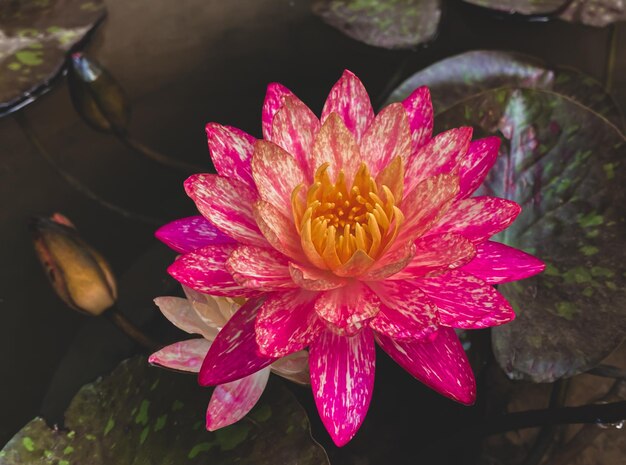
[105, 308, 161, 351]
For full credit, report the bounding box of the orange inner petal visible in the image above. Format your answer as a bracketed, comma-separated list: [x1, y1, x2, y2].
[292, 159, 404, 271]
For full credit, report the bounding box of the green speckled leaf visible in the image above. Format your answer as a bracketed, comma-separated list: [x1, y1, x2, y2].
[461, 0, 568, 15]
[0, 0, 105, 117]
[311, 0, 441, 49]
[386, 50, 625, 131]
[0, 357, 329, 465]
[434, 87, 626, 382]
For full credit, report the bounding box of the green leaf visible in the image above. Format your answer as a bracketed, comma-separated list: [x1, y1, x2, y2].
[434, 87, 626, 382]
[311, 0, 441, 49]
[0, 0, 106, 117]
[386, 50, 625, 131]
[0, 357, 329, 464]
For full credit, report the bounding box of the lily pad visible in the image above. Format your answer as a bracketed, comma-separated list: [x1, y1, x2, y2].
[0, 357, 329, 464]
[433, 87, 626, 382]
[461, 0, 569, 16]
[559, 0, 626, 27]
[0, 0, 106, 117]
[311, 0, 441, 49]
[386, 50, 625, 131]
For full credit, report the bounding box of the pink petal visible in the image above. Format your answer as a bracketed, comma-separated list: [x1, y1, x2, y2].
[401, 86, 433, 152]
[271, 350, 310, 385]
[226, 245, 296, 291]
[428, 196, 521, 244]
[154, 296, 218, 340]
[148, 339, 211, 373]
[376, 326, 475, 404]
[262, 82, 294, 140]
[289, 262, 347, 291]
[404, 127, 472, 194]
[396, 173, 459, 245]
[310, 328, 376, 446]
[361, 242, 415, 281]
[392, 233, 475, 280]
[206, 367, 270, 431]
[310, 112, 361, 182]
[321, 70, 374, 143]
[206, 123, 257, 188]
[185, 174, 267, 247]
[253, 200, 306, 262]
[155, 216, 234, 254]
[368, 280, 438, 341]
[199, 298, 277, 386]
[271, 95, 321, 179]
[168, 245, 259, 298]
[255, 289, 322, 357]
[252, 140, 306, 218]
[458, 136, 500, 199]
[182, 285, 231, 327]
[461, 241, 545, 284]
[417, 270, 515, 329]
[314, 282, 380, 335]
[359, 103, 412, 175]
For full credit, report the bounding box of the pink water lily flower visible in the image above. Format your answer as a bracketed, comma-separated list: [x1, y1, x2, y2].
[149, 285, 309, 430]
[156, 70, 544, 446]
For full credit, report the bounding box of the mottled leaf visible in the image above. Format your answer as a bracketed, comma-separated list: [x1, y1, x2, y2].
[559, 0, 626, 27]
[311, 0, 441, 49]
[0, 0, 105, 117]
[434, 87, 626, 382]
[386, 50, 625, 131]
[0, 357, 329, 465]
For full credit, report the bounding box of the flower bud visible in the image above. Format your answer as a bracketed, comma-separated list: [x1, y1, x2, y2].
[67, 52, 131, 134]
[30, 214, 118, 316]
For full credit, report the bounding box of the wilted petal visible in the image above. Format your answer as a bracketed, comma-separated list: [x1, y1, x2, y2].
[262, 82, 294, 140]
[271, 96, 321, 178]
[154, 296, 217, 340]
[155, 216, 234, 254]
[461, 241, 545, 284]
[252, 140, 307, 217]
[182, 285, 232, 327]
[310, 328, 376, 446]
[368, 280, 438, 341]
[227, 245, 295, 291]
[168, 245, 259, 298]
[199, 298, 277, 386]
[206, 123, 257, 188]
[360, 103, 412, 175]
[417, 270, 515, 329]
[148, 339, 211, 373]
[376, 327, 475, 404]
[254, 201, 306, 262]
[271, 350, 310, 385]
[185, 174, 267, 247]
[255, 289, 322, 357]
[321, 70, 374, 143]
[392, 233, 475, 280]
[428, 196, 521, 244]
[289, 262, 347, 291]
[206, 367, 270, 431]
[310, 112, 361, 182]
[314, 281, 380, 335]
[404, 127, 472, 194]
[402, 86, 433, 152]
[457, 137, 500, 199]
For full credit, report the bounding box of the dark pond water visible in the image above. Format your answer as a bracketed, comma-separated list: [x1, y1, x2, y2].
[1, 1, 625, 463]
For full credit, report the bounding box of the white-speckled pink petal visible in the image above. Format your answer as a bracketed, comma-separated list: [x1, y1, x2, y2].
[314, 282, 380, 335]
[376, 326, 476, 404]
[254, 201, 306, 262]
[155, 216, 235, 254]
[461, 241, 545, 284]
[271, 350, 310, 385]
[154, 296, 218, 340]
[310, 328, 376, 447]
[262, 82, 294, 140]
[310, 112, 361, 182]
[401, 86, 433, 153]
[206, 123, 257, 188]
[457, 137, 500, 199]
[416, 270, 516, 329]
[205, 367, 270, 431]
[148, 338, 212, 373]
[226, 245, 296, 291]
[288, 262, 347, 291]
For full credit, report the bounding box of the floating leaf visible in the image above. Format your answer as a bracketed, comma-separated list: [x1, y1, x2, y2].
[461, 0, 569, 16]
[311, 0, 441, 49]
[0, 0, 106, 117]
[559, 0, 626, 27]
[386, 50, 625, 131]
[433, 87, 626, 382]
[0, 357, 329, 464]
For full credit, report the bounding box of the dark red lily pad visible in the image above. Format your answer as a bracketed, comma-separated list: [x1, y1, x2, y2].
[0, 0, 106, 117]
[311, 0, 441, 49]
[434, 87, 626, 382]
[0, 357, 329, 464]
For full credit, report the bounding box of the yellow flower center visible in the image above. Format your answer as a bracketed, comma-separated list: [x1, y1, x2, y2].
[291, 162, 404, 271]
